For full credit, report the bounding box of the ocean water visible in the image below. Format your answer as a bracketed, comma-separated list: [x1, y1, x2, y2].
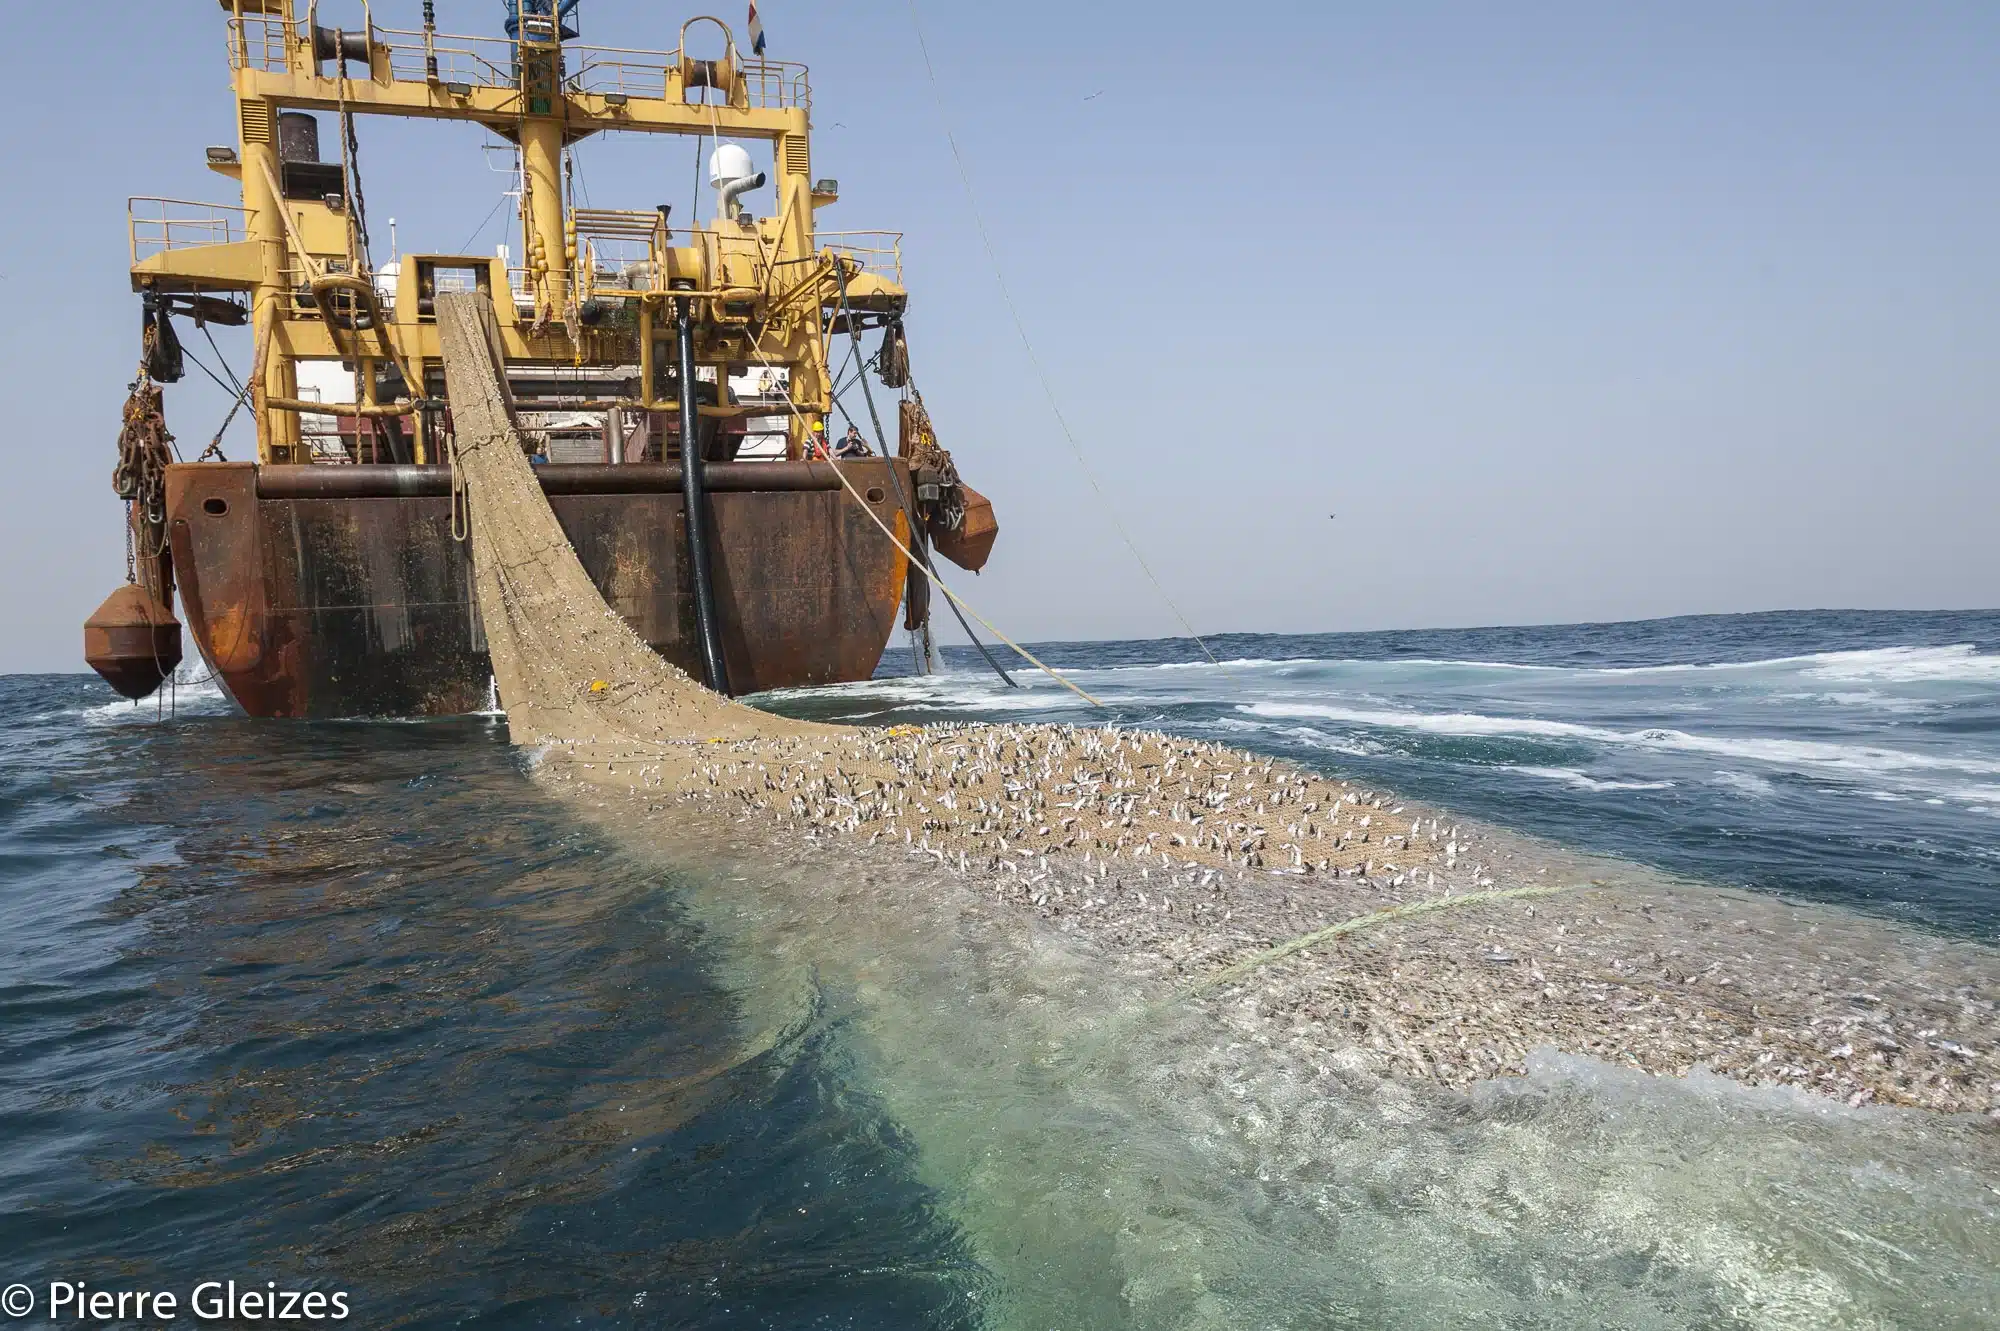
[2, 609, 1996, 1327]
[0, 682, 979, 1327]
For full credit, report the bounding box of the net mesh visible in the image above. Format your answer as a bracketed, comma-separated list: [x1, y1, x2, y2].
[436, 291, 833, 749]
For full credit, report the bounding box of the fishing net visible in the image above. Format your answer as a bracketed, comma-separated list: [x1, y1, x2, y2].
[434, 291, 1995, 1118]
[435, 291, 830, 750]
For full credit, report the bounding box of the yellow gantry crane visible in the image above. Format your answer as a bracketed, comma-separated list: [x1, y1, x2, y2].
[130, 0, 909, 465]
[93, 0, 999, 710]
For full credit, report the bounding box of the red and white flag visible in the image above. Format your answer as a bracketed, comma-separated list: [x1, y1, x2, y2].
[748, 2, 766, 55]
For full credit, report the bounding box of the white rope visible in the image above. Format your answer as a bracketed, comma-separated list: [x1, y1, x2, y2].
[905, 0, 1233, 681]
[729, 285, 1104, 707]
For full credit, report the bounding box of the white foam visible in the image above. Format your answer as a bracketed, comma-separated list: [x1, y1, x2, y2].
[837, 644, 1997, 718]
[1263, 724, 1386, 760]
[80, 671, 233, 725]
[1504, 766, 1676, 793]
[1237, 701, 2000, 780]
[1712, 771, 1776, 798]
[756, 673, 1087, 713]
[1769, 690, 1934, 714]
[1093, 656, 1289, 674]
[1077, 654, 1565, 678]
[1799, 644, 2000, 684]
[1559, 643, 1999, 681]
[1121, 642, 2000, 686]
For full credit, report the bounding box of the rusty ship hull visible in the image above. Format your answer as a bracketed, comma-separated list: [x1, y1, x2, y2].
[164, 459, 915, 719]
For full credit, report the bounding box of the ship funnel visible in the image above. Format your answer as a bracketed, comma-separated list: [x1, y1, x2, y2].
[277, 111, 320, 164]
[707, 143, 765, 222]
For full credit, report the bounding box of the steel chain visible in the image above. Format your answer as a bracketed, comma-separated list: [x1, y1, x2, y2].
[113, 328, 176, 547]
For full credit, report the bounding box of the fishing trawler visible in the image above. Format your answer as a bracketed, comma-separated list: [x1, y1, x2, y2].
[84, 0, 997, 717]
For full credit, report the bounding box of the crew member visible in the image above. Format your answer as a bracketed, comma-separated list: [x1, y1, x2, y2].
[833, 423, 873, 459]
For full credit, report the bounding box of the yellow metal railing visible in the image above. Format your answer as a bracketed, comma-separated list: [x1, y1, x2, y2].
[733, 58, 813, 112]
[820, 232, 904, 285]
[129, 198, 254, 264]
[565, 49, 673, 100]
[564, 48, 811, 110]
[224, 10, 813, 111]
[376, 25, 518, 88]
[572, 208, 670, 295]
[227, 8, 292, 74]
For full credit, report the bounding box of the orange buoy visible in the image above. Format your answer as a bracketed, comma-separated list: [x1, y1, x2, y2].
[83, 584, 182, 700]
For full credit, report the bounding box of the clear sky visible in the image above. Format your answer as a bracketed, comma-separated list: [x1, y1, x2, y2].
[1, 2, 1995, 673]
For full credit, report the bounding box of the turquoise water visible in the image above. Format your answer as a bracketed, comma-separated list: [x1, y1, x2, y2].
[2, 610, 1996, 1326]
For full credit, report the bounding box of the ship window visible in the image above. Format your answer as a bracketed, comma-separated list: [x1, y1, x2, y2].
[866, 487, 886, 504]
[202, 497, 230, 516]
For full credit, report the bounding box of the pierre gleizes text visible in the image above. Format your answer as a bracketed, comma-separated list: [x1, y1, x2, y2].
[2, 1280, 350, 1322]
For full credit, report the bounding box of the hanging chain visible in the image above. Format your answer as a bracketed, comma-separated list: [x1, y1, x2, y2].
[113, 323, 176, 562]
[343, 104, 373, 274]
[335, 45, 372, 276]
[900, 391, 967, 533]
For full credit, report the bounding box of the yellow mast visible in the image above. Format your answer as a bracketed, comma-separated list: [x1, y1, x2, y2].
[514, 3, 568, 325]
[520, 122, 566, 324]
[238, 103, 302, 461]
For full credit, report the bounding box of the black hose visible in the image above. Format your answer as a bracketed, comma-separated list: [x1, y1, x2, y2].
[676, 297, 731, 694]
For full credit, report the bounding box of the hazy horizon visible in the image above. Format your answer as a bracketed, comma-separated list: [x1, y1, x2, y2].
[3, 1, 1995, 673]
[13, 605, 1998, 680]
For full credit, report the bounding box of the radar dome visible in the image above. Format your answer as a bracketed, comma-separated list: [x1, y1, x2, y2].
[707, 143, 757, 189]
